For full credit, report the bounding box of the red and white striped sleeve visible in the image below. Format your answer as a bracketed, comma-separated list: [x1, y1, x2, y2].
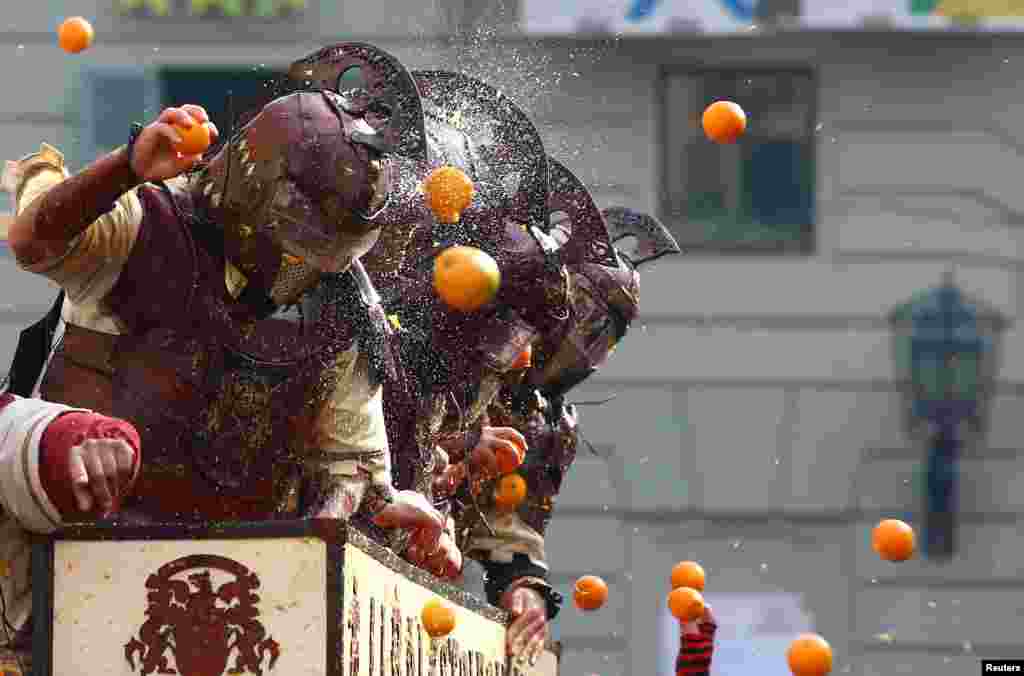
[676, 615, 717, 676]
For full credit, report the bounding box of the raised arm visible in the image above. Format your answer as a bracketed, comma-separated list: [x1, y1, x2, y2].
[7, 107, 215, 267]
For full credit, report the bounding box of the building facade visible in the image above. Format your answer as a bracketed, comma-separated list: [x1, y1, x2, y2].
[0, 2, 1022, 674]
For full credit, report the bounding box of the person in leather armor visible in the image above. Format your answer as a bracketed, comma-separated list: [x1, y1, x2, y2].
[0, 41, 471, 665]
[429, 158, 706, 667]
[350, 70, 583, 659]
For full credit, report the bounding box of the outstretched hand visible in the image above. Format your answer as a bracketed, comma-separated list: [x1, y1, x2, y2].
[437, 426, 528, 487]
[681, 603, 716, 636]
[501, 585, 548, 665]
[373, 490, 463, 580]
[130, 105, 219, 182]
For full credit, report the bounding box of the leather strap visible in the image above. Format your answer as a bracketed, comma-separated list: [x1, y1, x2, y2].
[4, 291, 64, 396]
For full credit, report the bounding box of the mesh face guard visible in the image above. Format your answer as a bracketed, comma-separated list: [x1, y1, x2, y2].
[185, 42, 431, 282]
[189, 90, 384, 277]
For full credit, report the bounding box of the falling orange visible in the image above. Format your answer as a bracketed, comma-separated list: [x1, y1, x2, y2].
[493, 474, 527, 511]
[424, 165, 474, 223]
[787, 633, 833, 676]
[702, 100, 747, 144]
[57, 16, 94, 54]
[433, 245, 501, 313]
[670, 561, 706, 592]
[173, 114, 213, 156]
[667, 586, 705, 622]
[421, 598, 456, 638]
[573, 575, 608, 611]
[872, 519, 916, 562]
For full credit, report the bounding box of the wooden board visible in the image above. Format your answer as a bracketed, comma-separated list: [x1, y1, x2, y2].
[30, 521, 558, 676]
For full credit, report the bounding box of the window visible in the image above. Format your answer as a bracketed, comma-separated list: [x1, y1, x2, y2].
[660, 68, 817, 253]
[73, 66, 284, 170]
[76, 68, 161, 168]
[158, 67, 286, 138]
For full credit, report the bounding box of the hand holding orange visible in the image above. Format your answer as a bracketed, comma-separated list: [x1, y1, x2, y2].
[495, 444, 524, 475]
[702, 100, 747, 144]
[172, 114, 213, 156]
[469, 445, 498, 479]
[57, 16, 94, 54]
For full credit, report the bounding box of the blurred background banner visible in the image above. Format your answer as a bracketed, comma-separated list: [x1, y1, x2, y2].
[802, 0, 1024, 30]
[520, 0, 762, 35]
[521, 0, 1024, 33]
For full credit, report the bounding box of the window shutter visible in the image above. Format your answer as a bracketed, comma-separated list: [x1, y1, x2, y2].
[78, 67, 160, 169]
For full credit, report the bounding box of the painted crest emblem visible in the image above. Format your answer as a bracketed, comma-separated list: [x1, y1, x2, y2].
[124, 554, 281, 676]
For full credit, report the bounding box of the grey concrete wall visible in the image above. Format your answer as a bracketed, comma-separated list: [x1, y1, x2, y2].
[0, 7, 1022, 674]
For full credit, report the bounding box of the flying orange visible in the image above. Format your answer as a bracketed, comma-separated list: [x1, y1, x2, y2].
[433, 245, 501, 313]
[421, 598, 456, 638]
[424, 165, 474, 223]
[787, 633, 833, 676]
[573, 575, 608, 611]
[670, 561, 706, 592]
[872, 519, 916, 562]
[57, 17, 94, 54]
[702, 100, 747, 144]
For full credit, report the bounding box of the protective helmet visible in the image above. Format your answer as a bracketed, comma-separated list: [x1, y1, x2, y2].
[528, 158, 681, 399]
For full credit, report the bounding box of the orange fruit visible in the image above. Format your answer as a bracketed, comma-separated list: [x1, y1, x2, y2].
[433, 245, 501, 313]
[872, 519, 916, 562]
[670, 561, 706, 592]
[573, 575, 608, 611]
[493, 473, 527, 511]
[702, 100, 747, 144]
[424, 165, 474, 223]
[667, 586, 705, 622]
[172, 115, 213, 156]
[787, 633, 833, 676]
[495, 444, 523, 475]
[421, 598, 456, 638]
[57, 17, 94, 54]
[510, 343, 532, 369]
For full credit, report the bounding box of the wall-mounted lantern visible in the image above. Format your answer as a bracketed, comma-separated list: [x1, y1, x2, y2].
[889, 272, 1005, 561]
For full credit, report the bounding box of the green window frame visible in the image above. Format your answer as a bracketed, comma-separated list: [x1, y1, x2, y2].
[659, 67, 817, 254]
